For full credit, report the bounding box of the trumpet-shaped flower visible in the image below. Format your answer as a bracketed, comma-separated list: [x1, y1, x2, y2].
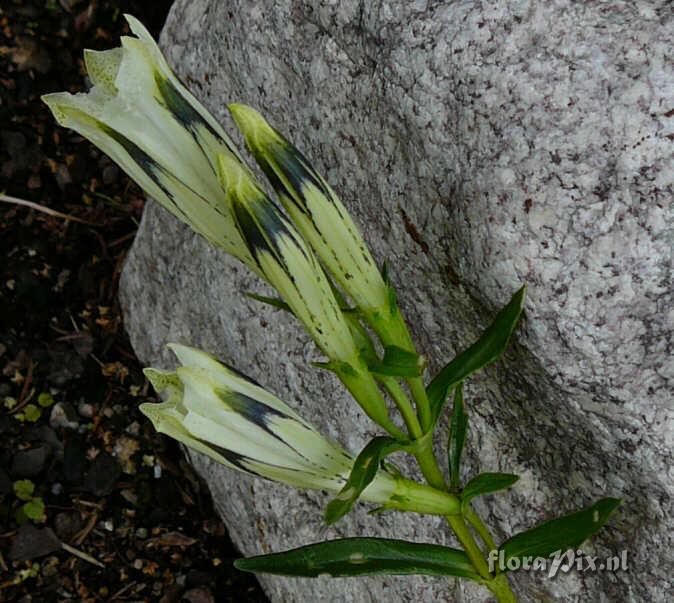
[227, 104, 391, 319]
[141, 344, 459, 515]
[42, 15, 256, 270]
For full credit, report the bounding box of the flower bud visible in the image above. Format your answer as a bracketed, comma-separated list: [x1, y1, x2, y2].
[227, 104, 391, 317]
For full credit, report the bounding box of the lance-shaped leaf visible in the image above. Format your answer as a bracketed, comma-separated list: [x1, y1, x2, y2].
[325, 437, 404, 525]
[499, 498, 621, 567]
[461, 473, 519, 513]
[42, 15, 257, 271]
[427, 286, 526, 424]
[448, 384, 468, 490]
[227, 104, 391, 317]
[235, 538, 482, 581]
[368, 346, 425, 378]
[142, 344, 459, 516]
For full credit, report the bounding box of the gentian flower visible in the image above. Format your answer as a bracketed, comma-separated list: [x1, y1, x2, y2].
[141, 344, 459, 515]
[42, 15, 256, 269]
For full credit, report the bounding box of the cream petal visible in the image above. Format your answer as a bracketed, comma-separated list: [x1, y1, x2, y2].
[168, 344, 303, 420]
[139, 400, 241, 472]
[228, 103, 388, 313]
[84, 48, 122, 94]
[123, 13, 242, 163]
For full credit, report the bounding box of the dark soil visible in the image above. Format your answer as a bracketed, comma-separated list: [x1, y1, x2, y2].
[0, 2, 266, 601]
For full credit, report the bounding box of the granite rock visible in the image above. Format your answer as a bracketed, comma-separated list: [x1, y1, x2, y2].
[120, 1, 673, 601]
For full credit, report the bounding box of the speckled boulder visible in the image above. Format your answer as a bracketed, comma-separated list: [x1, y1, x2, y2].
[120, 1, 673, 601]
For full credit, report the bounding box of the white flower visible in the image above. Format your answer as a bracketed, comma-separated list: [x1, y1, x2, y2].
[141, 344, 458, 515]
[42, 15, 256, 269]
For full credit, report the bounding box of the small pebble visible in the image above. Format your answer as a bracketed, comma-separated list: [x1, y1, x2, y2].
[153, 464, 162, 479]
[51, 482, 62, 496]
[77, 401, 95, 418]
[135, 527, 148, 539]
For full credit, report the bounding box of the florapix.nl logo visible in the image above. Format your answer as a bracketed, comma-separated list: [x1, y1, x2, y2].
[488, 549, 628, 578]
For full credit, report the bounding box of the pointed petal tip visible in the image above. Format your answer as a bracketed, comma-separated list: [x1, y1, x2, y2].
[216, 152, 246, 192]
[41, 92, 75, 125]
[167, 342, 218, 369]
[138, 401, 160, 424]
[227, 103, 271, 137]
[227, 102, 259, 121]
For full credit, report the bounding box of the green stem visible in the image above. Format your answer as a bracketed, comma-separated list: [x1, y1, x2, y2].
[411, 433, 446, 490]
[445, 514, 492, 580]
[361, 296, 516, 601]
[388, 478, 461, 516]
[381, 379, 423, 439]
[414, 433, 518, 602]
[408, 375, 433, 432]
[365, 308, 434, 431]
[485, 574, 517, 603]
[464, 504, 498, 553]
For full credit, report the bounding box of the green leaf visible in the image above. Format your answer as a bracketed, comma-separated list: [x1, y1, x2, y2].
[461, 473, 519, 511]
[427, 285, 526, 423]
[447, 384, 468, 490]
[325, 437, 404, 525]
[235, 537, 482, 581]
[311, 360, 358, 377]
[23, 404, 42, 423]
[13, 479, 35, 502]
[37, 393, 55, 408]
[500, 498, 621, 569]
[369, 346, 424, 378]
[22, 498, 46, 522]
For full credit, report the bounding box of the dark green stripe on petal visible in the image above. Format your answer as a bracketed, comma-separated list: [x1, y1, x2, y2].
[231, 194, 309, 268]
[194, 438, 261, 475]
[216, 389, 287, 438]
[153, 73, 238, 158]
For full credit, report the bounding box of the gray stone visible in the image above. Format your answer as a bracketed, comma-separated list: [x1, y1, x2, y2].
[120, 1, 673, 602]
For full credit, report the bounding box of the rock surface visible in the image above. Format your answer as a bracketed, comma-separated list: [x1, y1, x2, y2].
[120, 1, 673, 601]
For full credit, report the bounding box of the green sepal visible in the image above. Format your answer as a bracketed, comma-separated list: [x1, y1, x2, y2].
[499, 497, 621, 570]
[235, 537, 482, 581]
[448, 384, 468, 490]
[248, 291, 355, 314]
[325, 436, 405, 525]
[368, 345, 425, 378]
[427, 285, 526, 424]
[311, 360, 359, 377]
[460, 473, 519, 513]
[246, 292, 293, 312]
